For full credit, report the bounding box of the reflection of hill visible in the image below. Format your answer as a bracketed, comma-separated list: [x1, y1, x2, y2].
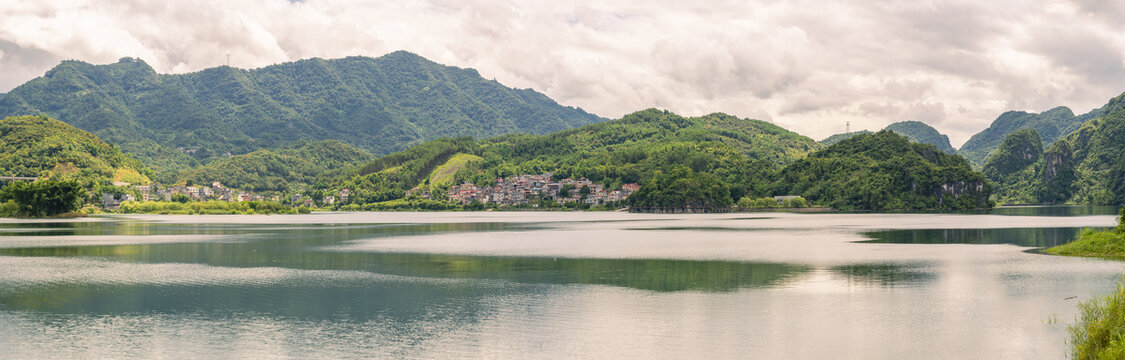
[0, 222, 810, 298]
[830, 263, 936, 287]
[860, 227, 1107, 247]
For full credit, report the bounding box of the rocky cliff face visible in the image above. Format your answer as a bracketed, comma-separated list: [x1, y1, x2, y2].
[1038, 140, 1075, 203]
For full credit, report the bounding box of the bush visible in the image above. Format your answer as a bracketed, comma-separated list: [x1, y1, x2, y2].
[1069, 281, 1125, 359]
[0, 179, 86, 217]
[1116, 206, 1125, 234]
[0, 200, 18, 217]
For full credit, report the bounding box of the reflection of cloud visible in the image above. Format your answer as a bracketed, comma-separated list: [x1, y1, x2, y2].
[2, 1, 1124, 146]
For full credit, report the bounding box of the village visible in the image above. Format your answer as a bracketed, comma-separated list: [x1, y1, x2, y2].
[438, 173, 640, 206]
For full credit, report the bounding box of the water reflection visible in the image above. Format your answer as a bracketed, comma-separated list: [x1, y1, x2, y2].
[1, 212, 1122, 359]
[973, 205, 1121, 217]
[830, 263, 937, 287]
[860, 227, 1109, 247]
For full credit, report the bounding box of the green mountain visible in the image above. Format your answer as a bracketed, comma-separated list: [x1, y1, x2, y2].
[981, 129, 1043, 204]
[982, 93, 1125, 205]
[883, 121, 955, 153]
[0, 115, 151, 186]
[0, 52, 606, 177]
[821, 122, 953, 153]
[959, 105, 1104, 168]
[325, 109, 822, 204]
[776, 131, 991, 211]
[315, 109, 991, 211]
[180, 140, 374, 193]
[819, 131, 872, 146]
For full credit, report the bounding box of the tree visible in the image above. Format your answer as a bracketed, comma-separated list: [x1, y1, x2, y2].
[171, 193, 191, 203]
[0, 179, 86, 217]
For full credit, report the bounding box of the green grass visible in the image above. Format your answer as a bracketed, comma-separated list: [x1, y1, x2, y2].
[426, 153, 482, 186]
[1069, 283, 1125, 359]
[1045, 229, 1125, 258]
[1047, 207, 1125, 359]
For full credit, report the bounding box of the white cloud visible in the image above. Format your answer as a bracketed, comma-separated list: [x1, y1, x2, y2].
[1, 0, 1124, 147]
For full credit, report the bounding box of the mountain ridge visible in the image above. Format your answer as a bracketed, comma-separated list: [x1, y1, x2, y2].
[0, 52, 607, 179]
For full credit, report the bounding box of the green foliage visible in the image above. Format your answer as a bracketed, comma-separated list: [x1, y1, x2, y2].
[0, 179, 86, 217]
[0, 115, 150, 186]
[820, 131, 873, 146]
[883, 121, 955, 153]
[181, 140, 374, 192]
[0, 199, 18, 217]
[1067, 282, 1125, 360]
[981, 129, 1044, 204]
[960, 106, 1101, 168]
[980, 92, 1125, 205]
[775, 131, 992, 211]
[627, 166, 732, 209]
[171, 193, 190, 203]
[331, 137, 477, 204]
[117, 200, 301, 215]
[322, 109, 820, 208]
[735, 196, 809, 209]
[0, 53, 606, 176]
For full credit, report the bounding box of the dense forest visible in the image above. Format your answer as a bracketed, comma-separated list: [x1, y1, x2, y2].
[982, 93, 1125, 205]
[180, 140, 373, 193]
[0, 52, 605, 179]
[306, 110, 992, 211]
[883, 121, 955, 153]
[0, 115, 151, 187]
[819, 121, 953, 153]
[778, 131, 991, 211]
[8, 53, 1125, 211]
[960, 105, 1104, 168]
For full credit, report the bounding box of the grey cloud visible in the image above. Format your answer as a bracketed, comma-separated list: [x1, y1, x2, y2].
[0, 0, 1124, 145]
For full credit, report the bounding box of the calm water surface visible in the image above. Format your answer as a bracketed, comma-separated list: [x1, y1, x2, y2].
[0, 208, 1121, 359]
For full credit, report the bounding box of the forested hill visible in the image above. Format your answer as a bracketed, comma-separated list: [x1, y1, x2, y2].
[180, 140, 374, 193]
[958, 105, 1105, 168]
[0, 115, 151, 186]
[820, 121, 954, 153]
[322, 109, 822, 205]
[883, 121, 955, 153]
[779, 131, 991, 211]
[819, 131, 873, 146]
[983, 93, 1125, 205]
[0, 52, 606, 175]
[314, 109, 991, 211]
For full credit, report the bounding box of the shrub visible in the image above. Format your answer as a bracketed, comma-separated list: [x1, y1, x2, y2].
[1069, 282, 1125, 359]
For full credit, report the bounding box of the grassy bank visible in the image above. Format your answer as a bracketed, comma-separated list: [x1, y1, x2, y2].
[1045, 207, 1125, 258]
[1045, 206, 1125, 359]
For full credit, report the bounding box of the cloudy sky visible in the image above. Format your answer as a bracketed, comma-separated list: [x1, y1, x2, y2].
[2, 0, 1124, 146]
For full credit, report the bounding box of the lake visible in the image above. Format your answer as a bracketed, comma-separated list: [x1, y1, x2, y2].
[0, 208, 1121, 359]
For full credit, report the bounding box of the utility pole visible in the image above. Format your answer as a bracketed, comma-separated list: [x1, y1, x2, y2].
[226, 53, 231, 67]
[846, 121, 850, 134]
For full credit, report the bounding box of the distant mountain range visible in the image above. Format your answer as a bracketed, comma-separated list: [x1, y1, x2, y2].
[819, 121, 953, 154]
[0, 52, 605, 178]
[959, 106, 1104, 167]
[982, 94, 1125, 205]
[2, 51, 1123, 207]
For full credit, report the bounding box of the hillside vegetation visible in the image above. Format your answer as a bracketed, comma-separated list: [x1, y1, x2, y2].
[777, 131, 991, 211]
[820, 121, 953, 154]
[312, 110, 991, 211]
[0, 52, 605, 177]
[180, 140, 373, 193]
[982, 93, 1125, 205]
[884, 121, 955, 153]
[960, 105, 1103, 168]
[0, 115, 150, 186]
